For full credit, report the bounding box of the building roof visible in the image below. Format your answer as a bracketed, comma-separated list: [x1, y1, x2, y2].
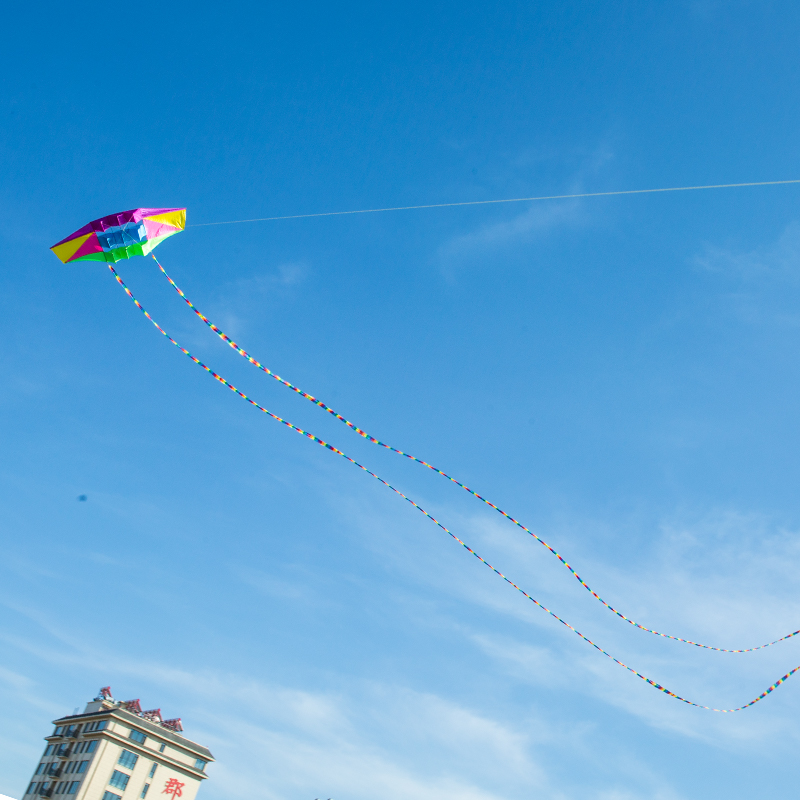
[52, 706, 214, 761]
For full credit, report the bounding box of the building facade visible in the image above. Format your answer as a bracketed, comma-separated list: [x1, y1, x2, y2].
[22, 688, 213, 800]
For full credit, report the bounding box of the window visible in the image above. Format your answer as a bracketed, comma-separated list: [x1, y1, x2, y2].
[140, 785, 150, 799]
[76, 762, 88, 774]
[54, 727, 64, 736]
[118, 750, 138, 769]
[148, 763, 157, 778]
[129, 729, 146, 744]
[54, 782, 65, 794]
[64, 763, 74, 774]
[97, 721, 108, 731]
[86, 741, 98, 754]
[27, 783, 38, 795]
[109, 771, 130, 790]
[194, 759, 207, 771]
[45, 745, 55, 756]
[102, 793, 122, 800]
[35, 764, 46, 775]
[158, 744, 166, 753]
[67, 784, 80, 796]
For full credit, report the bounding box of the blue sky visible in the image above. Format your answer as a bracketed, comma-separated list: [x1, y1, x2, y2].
[3, 1, 800, 798]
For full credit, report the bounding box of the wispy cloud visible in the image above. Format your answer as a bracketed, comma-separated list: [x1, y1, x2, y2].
[3, 478, 798, 798]
[435, 140, 617, 268]
[330, 485, 800, 743]
[437, 199, 581, 263]
[228, 262, 307, 293]
[163, 261, 308, 349]
[231, 562, 325, 605]
[694, 221, 800, 283]
[691, 220, 800, 325]
[0, 621, 553, 800]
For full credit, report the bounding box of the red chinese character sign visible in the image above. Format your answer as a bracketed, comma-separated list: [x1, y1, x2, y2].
[163, 779, 185, 798]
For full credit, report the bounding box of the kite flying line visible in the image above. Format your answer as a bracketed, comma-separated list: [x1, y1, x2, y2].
[187, 179, 800, 227]
[106, 260, 800, 712]
[151, 252, 800, 656]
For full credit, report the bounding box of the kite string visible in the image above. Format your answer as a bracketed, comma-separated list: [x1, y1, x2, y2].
[186, 179, 800, 226]
[109, 261, 800, 712]
[150, 253, 800, 655]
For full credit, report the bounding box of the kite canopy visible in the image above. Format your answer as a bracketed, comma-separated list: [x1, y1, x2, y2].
[50, 208, 186, 264]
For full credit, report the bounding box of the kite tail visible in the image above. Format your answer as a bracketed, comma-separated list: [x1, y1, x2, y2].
[110, 261, 800, 712]
[151, 254, 800, 656]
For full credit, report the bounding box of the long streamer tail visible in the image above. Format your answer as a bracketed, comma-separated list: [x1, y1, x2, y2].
[110, 261, 800, 712]
[151, 253, 800, 655]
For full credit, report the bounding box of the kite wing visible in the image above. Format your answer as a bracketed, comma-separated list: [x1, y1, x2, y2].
[50, 208, 186, 264]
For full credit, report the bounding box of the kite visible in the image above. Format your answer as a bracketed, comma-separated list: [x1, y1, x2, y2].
[51, 208, 800, 711]
[50, 208, 186, 265]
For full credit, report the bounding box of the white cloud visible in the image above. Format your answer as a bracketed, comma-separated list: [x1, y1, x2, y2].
[691, 221, 800, 326]
[0, 626, 553, 800]
[4, 477, 798, 798]
[437, 200, 581, 263]
[435, 140, 617, 267]
[229, 262, 307, 292]
[155, 261, 308, 351]
[330, 484, 800, 744]
[694, 221, 800, 283]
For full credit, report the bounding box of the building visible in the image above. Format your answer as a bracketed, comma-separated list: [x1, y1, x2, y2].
[21, 688, 213, 800]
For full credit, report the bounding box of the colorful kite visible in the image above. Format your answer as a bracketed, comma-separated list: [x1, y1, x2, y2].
[50, 208, 800, 712]
[50, 208, 186, 265]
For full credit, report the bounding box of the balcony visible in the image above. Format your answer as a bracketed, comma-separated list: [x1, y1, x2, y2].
[38, 788, 53, 798]
[54, 745, 72, 759]
[45, 765, 62, 778]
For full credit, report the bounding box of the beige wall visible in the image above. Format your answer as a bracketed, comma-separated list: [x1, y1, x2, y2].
[77, 722, 204, 800]
[24, 714, 209, 800]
